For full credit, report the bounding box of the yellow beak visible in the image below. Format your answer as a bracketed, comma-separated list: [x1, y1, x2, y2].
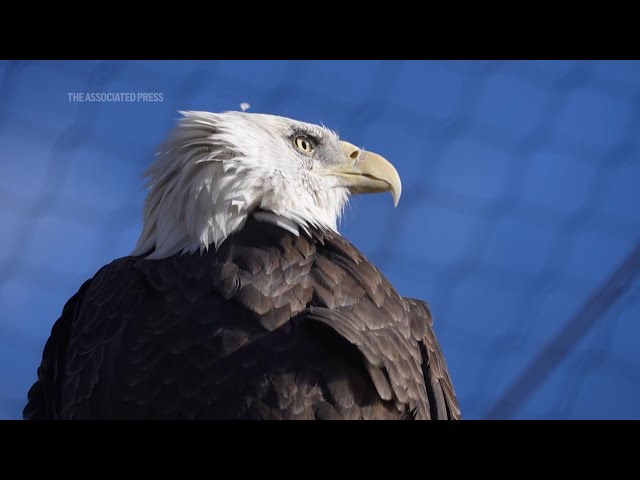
[325, 141, 402, 207]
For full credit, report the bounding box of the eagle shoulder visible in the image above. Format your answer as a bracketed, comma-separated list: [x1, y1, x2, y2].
[308, 231, 461, 419]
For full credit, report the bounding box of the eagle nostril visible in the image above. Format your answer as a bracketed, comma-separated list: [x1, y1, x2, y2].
[349, 149, 359, 160]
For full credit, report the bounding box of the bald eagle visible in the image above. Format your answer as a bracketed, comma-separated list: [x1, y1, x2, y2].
[24, 111, 460, 420]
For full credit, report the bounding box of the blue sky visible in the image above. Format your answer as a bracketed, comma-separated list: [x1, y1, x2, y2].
[1, 60, 638, 419]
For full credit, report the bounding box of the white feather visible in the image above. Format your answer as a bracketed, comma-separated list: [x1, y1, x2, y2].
[253, 211, 300, 236]
[132, 111, 349, 259]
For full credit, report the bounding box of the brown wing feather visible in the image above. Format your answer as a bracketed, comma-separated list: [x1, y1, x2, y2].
[310, 231, 461, 419]
[407, 298, 462, 420]
[23, 279, 94, 420]
[25, 217, 460, 419]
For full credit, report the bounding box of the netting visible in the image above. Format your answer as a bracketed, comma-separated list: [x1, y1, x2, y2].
[1, 60, 638, 419]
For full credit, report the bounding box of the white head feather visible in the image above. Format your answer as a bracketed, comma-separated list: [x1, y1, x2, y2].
[132, 111, 350, 259]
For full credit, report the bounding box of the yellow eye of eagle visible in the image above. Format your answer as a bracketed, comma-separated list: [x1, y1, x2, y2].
[294, 135, 314, 153]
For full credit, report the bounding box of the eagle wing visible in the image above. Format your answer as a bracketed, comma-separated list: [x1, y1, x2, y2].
[23, 258, 151, 419]
[307, 233, 461, 420]
[406, 298, 461, 419]
[23, 278, 93, 420]
[25, 220, 460, 419]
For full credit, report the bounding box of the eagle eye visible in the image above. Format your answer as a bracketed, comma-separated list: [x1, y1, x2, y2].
[294, 135, 314, 154]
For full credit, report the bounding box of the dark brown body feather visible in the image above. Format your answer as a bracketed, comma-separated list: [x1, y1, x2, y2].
[24, 217, 460, 420]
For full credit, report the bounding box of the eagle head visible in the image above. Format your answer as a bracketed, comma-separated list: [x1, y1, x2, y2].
[132, 111, 402, 259]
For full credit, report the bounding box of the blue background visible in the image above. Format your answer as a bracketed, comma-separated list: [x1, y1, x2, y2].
[1, 60, 639, 419]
